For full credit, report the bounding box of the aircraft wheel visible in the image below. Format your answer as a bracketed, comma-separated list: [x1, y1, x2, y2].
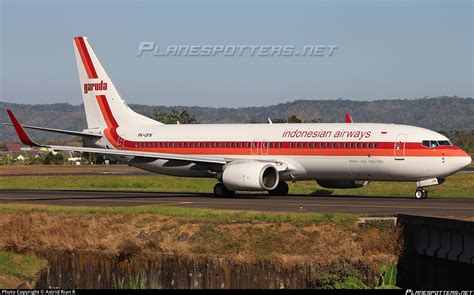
[213, 183, 235, 198]
[268, 181, 289, 196]
[415, 188, 427, 199]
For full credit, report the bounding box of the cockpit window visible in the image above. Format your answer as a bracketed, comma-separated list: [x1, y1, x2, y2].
[437, 140, 452, 146]
[422, 140, 452, 148]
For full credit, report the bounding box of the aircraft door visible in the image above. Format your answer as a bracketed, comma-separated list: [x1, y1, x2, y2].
[394, 134, 407, 160]
[261, 140, 269, 155]
[251, 140, 259, 155]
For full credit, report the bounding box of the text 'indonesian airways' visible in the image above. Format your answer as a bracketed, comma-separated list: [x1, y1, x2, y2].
[282, 129, 372, 140]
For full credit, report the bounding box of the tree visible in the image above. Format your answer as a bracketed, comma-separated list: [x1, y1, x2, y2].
[287, 115, 303, 123]
[42, 152, 68, 165]
[152, 108, 197, 124]
[287, 115, 320, 123]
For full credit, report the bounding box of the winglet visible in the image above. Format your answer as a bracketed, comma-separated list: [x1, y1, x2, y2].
[6, 109, 42, 147]
[345, 114, 353, 123]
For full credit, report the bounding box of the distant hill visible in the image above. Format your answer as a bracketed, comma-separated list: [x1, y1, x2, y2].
[1, 96, 473, 143]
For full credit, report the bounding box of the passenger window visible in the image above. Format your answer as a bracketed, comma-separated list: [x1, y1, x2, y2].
[373, 143, 377, 148]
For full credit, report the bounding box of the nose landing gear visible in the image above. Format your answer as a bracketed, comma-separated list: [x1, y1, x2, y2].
[415, 187, 428, 199]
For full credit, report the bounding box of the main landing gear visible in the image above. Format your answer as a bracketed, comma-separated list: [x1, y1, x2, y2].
[213, 183, 235, 198]
[268, 181, 289, 196]
[415, 187, 428, 199]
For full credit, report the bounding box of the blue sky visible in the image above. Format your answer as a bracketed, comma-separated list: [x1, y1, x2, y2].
[1, 0, 472, 107]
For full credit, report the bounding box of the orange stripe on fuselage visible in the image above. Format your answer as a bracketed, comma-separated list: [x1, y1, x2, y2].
[122, 145, 468, 157]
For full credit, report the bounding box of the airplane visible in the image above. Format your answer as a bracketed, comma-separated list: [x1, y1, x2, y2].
[5, 36, 472, 199]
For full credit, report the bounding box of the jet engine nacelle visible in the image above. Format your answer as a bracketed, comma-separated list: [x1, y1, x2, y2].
[222, 161, 279, 191]
[316, 180, 369, 189]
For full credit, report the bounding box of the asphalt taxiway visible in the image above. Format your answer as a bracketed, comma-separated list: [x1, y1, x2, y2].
[0, 189, 473, 218]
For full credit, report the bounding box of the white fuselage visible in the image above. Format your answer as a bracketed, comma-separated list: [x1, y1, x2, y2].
[87, 122, 471, 182]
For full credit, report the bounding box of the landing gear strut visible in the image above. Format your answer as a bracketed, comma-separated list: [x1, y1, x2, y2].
[268, 181, 289, 196]
[213, 183, 235, 198]
[415, 187, 428, 199]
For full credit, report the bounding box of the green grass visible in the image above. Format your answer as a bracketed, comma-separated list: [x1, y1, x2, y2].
[0, 203, 354, 224]
[0, 172, 473, 197]
[290, 172, 474, 198]
[0, 251, 46, 284]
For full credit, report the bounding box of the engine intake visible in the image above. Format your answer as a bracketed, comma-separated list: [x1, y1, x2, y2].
[222, 161, 279, 191]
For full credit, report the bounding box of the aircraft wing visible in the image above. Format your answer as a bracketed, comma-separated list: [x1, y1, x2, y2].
[6, 109, 288, 170]
[345, 114, 353, 123]
[48, 144, 228, 165]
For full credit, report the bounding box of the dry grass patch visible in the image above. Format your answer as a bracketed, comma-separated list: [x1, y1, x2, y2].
[0, 207, 400, 266]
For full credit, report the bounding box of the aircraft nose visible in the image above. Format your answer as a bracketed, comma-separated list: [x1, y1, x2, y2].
[461, 155, 472, 168]
[447, 150, 472, 173]
[455, 150, 472, 170]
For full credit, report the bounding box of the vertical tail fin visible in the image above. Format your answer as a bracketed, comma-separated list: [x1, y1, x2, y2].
[73, 36, 162, 130]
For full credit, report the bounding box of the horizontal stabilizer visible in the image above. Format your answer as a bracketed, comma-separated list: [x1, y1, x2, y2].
[3, 123, 102, 138]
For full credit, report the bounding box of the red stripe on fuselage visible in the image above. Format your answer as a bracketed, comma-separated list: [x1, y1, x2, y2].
[122, 139, 466, 157]
[91, 97, 466, 158]
[96, 95, 119, 147]
[74, 37, 98, 79]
